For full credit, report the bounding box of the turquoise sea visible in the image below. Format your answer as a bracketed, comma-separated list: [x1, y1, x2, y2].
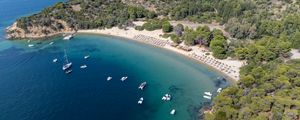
[0, 1, 231, 120]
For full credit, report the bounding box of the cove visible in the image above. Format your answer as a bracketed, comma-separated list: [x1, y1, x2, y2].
[0, 34, 230, 120]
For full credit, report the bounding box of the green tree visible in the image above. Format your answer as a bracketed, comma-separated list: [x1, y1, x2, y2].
[210, 30, 228, 59]
[162, 21, 173, 33]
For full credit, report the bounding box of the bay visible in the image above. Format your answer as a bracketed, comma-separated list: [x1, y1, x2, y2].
[0, 1, 230, 120]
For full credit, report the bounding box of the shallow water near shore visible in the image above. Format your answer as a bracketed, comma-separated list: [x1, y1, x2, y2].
[0, 1, 231, 120]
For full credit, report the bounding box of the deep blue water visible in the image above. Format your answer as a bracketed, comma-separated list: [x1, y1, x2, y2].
[0, 1, 230, 120]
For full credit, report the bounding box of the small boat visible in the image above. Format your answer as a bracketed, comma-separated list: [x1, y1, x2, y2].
[65, 69, 72, 74]
[84, 55, 90, 59]
[63, 63, 72, 70]
[170, 109, 176, 115]
[217, 88, 222, 93]
[203, 95, 211, 100]
[62, 49, 72, 70]
[63, 34, 73, 40]
[107, 76, 112, 81]
[162, 94, 171, 101]
[204, 92, 212, 96]
[49, 42, 54, 45]
[27, 40, 31, 43]
[53, 58, 58, 63]
[120, 76, 128, 81]
[80, 65, 87, 69]
[138, 97, 144, 104]
[138, 82, 147, 90]
[28, 44, 34, 47]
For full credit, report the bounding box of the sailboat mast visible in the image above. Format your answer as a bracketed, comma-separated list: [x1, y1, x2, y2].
[64, 49, 69, 63]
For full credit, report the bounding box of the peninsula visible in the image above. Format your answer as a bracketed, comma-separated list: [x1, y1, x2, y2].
[6, 0, 300, 119]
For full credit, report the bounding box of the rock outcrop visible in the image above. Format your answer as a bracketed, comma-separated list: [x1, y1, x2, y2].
[6, 19, 75, 39]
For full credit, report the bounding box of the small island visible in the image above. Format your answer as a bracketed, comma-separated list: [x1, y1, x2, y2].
[6, 0, 300, 119]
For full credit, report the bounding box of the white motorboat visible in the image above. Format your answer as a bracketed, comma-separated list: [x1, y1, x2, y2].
[170, 109, 176, 115]
[138, 97, 144, 104]
[138, 82, 147, 90]
[217, 88, 222, 93]
[120, 76, 128, 81]
[53, 58, 58, 63]
[162, 94, 171, 101]
[204, 92, 212, 96]
[28, 44, 34, 47]
[63, 34, 73, 40]
[107, 76, 112, 81]
[162, 96, 167, 101]
[84, 55, 90, 59]
[49, 42, 54, 45]
[62, 49, 72, 70]
[65, 69, 72, 74]
[80, 65, 87, 69]
[203, 95, 211, 100]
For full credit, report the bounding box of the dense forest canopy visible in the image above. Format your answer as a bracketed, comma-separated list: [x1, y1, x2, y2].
[16, 0, 300, 49]
[11, 0, 300, 119]
[205, 36, 300, 120]
[16, 0, 154, 32]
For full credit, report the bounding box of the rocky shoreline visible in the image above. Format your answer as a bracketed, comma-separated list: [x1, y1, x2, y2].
[6, 20, 75, 40]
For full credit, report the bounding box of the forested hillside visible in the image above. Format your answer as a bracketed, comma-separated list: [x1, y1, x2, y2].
[12, 0, 300, 48]
[127, 0, 300, 49]
[15, 0, 154, 31]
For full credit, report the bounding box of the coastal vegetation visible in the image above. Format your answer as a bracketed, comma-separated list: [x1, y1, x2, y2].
[205, 36, 300, 119]
[165, 25, 228, 59]
[7, 0, 300, 119]
[15, 0, 155, 34]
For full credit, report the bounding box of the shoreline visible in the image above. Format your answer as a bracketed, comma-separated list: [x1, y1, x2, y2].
[77, 27, 244, 82]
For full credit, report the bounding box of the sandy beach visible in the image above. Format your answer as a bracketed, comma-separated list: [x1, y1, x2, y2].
[78, 26, 244, 81]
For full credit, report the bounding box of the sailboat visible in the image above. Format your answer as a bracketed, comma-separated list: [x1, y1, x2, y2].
[62, 49, 72, 71]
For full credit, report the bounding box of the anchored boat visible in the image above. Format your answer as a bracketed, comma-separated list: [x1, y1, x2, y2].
[62, 49, 72, 71]
[63, 34, 73, 40]
[138, 97, 144, 104]
[120, 76, 128, 81]
[138, 82, 147, 90]
[170, 109, 176, 115]
[204, 92, 212, 96]
[107, 76, 112, 81]
[203, 95, 211, 99]
[162, 94, 171, 101]
[84, 55, 90, 59]
[28, 44, 34, 47]
[53, 58, 58, 63]
[80, 65, 87, 69]
[217, 88, 222, 93]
